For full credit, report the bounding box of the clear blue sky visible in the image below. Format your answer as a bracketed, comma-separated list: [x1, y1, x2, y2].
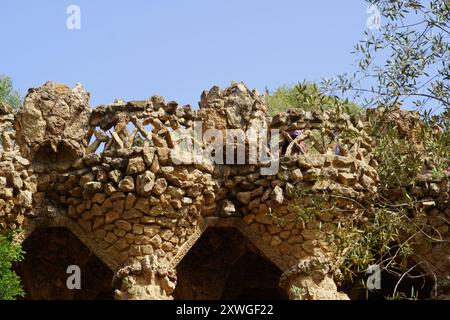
[0, 0, 370, 107]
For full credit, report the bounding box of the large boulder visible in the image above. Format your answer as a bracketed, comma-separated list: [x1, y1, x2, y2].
[199, 82, 268, 132]
[15, 82, 91, 169]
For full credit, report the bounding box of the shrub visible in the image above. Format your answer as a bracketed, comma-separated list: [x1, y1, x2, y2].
[265, 82, 361, 116]
[0, 231, 25, 300]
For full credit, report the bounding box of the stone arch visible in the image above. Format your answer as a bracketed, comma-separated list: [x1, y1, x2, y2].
[169, 217, 288, 272]
[18, 215, 119, 272]
[15, 227, 115, 300]
[172, 224, 287, 300]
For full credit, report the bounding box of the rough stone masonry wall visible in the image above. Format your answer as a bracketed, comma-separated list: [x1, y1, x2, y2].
[0, 101, 35, 231]
[366, 106, 450, 299]
[0, 81, 448, 300]
[408, 178, 450, 299]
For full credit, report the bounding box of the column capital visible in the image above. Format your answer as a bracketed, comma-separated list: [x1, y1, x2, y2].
[114, 255, 177, 300]
[279, 255, 348, 300]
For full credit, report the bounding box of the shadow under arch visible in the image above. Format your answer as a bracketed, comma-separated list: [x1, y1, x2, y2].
[173, 227, 287, 300]
[19, 215, 119, 272]
[170, 217, 289, 272]
[14, 227, 115, 300]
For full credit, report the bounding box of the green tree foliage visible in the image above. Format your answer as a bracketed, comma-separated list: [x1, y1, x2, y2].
[265, 82, 361, 116]
[0, 75, 21, 109]
[317, 0, 449, 298]
[0, 232, 25, 300]
[0, 75, 24, 300]
[322, 0, 449, 114]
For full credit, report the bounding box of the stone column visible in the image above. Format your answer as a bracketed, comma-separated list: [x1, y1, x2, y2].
[434, 279, 450, 300]
[279, 256, 349, 300]
[113, 255, 177, 300]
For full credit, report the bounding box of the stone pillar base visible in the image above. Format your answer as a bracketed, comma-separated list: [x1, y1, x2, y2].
[114, 255, 177, 300]
[286, 273, 349, 300]
[280, 256, 349, 300]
